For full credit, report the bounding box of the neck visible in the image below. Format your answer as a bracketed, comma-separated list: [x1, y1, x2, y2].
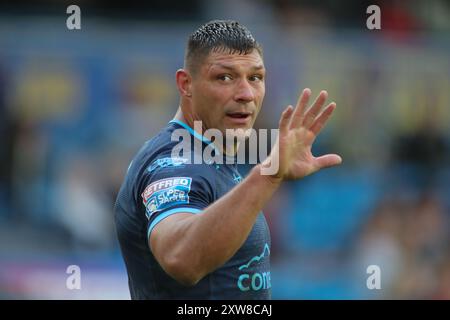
[173, 107, 239, 156]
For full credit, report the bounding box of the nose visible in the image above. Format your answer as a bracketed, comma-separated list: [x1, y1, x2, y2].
[234, 79, 255, 103]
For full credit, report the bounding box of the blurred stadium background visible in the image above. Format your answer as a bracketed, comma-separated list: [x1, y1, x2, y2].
[1, 0, 450, 299]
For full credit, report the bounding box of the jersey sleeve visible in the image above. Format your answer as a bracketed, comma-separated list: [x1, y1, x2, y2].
[138, 157, 216, 239]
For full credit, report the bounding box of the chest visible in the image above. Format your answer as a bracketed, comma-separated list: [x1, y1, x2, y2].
[212, 164, 244, 197]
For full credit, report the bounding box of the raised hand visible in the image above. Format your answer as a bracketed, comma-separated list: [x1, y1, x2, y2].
[262, 88, 342, 181]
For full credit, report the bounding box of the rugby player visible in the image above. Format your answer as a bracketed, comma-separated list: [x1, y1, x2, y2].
[114, 20, 342, 299]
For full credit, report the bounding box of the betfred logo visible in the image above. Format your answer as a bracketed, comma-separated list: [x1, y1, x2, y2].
[142, 177, 191, 204]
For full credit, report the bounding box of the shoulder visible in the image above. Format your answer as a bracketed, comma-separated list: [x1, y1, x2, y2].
[129, 123, 220, 200]
[137, 124, 218, 185]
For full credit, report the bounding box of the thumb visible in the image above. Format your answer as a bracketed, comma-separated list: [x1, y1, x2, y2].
[314, 154, 342, 170]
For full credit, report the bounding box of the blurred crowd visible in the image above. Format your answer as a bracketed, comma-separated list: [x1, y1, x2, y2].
[0, 0, 450, 299]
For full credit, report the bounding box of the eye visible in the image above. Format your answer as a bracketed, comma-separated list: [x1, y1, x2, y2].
[218, 74, 233, 82]
[249, 74, 264, 82]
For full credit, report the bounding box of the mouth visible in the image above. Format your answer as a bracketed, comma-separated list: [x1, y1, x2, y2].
[225, 111, 253, 125]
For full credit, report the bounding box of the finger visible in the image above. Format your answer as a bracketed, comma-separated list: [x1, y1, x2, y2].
[314, 154, 342, 170]
[289, 88, 311, 129]
[279, 105, 294, 135]
[309, 102, 336, 135]
[302, 90, 328, 128]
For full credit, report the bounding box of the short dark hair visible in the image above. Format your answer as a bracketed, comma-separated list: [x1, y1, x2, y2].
[185, 20, 263, 74]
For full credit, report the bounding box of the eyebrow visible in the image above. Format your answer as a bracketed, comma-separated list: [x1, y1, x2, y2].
[212, 63, 265, 72]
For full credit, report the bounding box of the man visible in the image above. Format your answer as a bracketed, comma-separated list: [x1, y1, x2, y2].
[114, 20, 342, 299]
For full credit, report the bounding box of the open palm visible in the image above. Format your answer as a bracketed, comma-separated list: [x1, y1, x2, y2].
[263, 88, 342, 181]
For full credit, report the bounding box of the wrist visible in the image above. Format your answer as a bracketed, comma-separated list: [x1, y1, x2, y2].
[251, 164, 283, 188]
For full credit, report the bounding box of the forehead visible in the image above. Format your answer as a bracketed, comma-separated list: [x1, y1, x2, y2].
[202, 50, 264, 73]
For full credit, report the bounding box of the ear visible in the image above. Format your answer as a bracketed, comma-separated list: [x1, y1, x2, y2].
[176, 69, 192, 98]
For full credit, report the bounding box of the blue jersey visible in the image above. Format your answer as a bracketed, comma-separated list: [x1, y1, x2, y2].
[114, 119, 271, 299]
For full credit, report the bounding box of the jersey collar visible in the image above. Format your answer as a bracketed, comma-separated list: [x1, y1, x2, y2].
[169, 119, 220, 154]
